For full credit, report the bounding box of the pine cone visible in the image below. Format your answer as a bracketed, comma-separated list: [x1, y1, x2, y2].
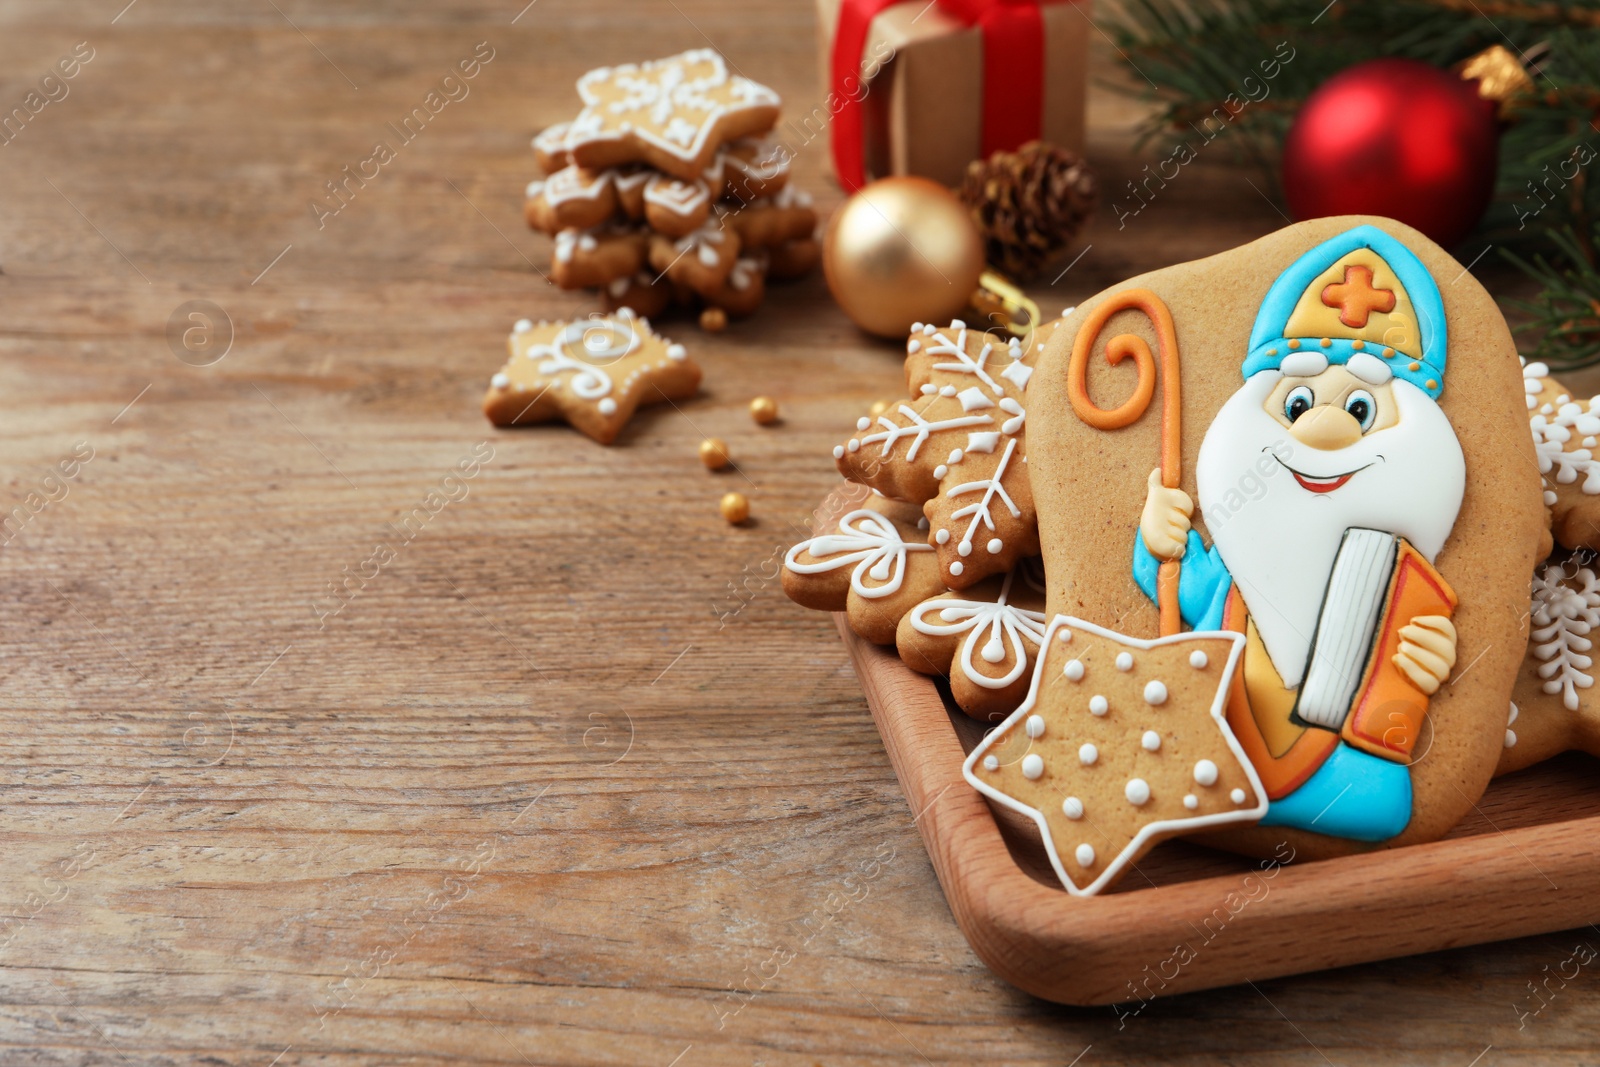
[960, 141, 1096, 282]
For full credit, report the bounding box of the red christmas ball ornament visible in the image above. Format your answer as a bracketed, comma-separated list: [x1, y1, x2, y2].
[1282, 58, 1499, 248]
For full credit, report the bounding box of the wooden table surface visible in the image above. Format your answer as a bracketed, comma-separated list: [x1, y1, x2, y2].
[0, 2, 1593, 1063]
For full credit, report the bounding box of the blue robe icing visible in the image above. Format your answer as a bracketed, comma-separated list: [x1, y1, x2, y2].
[1132, 531, 1413, 842]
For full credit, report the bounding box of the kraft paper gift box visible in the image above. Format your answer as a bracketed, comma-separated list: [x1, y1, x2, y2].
[813, 0, 1090, 190]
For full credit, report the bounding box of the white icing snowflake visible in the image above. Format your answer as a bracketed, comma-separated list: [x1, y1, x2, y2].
[946, 438, 1023, 556]
[1530, 560, 1600, 711]
[1523, 358, 1600, 498]
[784, 509, 932, 599]
[909, 569, 1047, 689]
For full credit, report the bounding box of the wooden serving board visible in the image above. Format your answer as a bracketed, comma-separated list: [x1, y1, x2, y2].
[836, 614, 1600, 1006]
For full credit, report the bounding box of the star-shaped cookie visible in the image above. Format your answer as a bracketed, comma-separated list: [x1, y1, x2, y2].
[835, 319, 1055, 588]
[965, 617, 1262, 896]
[483, 310, 700, 445]
[897, 561, 1048, 722]
[563, 49, 781, 181]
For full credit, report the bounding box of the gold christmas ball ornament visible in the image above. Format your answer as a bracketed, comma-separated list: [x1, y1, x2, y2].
[699, 438, 731, 470]
[749, 396, 779, 425]
[823, 176, 986, 339]
[720, 491, 750, 524]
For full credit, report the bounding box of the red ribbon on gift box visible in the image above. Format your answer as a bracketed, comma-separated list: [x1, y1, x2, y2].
[829, 0, 1064, 192]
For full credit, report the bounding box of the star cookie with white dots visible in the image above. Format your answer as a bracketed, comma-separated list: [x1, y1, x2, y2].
[964, 616, 1265, 896]
[483, 310, 700, 445]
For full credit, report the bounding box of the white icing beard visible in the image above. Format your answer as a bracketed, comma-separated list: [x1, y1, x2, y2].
[1195, 372, 1465, 689]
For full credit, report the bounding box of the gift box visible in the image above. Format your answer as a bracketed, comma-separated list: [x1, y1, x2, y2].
[814, 0, 1090, 191]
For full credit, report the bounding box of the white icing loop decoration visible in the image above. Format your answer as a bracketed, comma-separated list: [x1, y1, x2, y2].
[784, 509, 932, 601]
[527, 317, 641, 400]
[909, 570, 1047, 690]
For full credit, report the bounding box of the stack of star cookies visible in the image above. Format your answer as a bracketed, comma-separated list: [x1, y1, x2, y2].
[524, 49, 820, 325]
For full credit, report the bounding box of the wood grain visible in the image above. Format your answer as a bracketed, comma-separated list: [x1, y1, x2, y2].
[0, 1, 1594, 1063]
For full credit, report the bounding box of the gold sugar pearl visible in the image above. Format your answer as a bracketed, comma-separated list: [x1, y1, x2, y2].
[749, 396, 779, 425]
[869, 399, 891, 418]
[700, 307, 728, 333]
[720, 491, 750, 524]
[699, 438, 731, 470]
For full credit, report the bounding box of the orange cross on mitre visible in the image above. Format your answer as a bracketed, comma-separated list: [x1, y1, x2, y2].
[1321, 264, 1396, 328]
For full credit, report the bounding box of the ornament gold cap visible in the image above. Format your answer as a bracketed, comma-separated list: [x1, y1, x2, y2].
[970, 270, 1043, 345]
[1455, 44, 1535, 119]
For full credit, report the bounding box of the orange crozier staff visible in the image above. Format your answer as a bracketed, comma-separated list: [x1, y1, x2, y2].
[1067, 289, 1183, 636]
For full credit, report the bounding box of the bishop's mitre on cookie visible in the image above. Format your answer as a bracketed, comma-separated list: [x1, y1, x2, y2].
[1003, 217, 1543, 885]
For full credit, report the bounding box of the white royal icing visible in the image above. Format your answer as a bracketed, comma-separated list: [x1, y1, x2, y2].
[784, 509, 933, 601]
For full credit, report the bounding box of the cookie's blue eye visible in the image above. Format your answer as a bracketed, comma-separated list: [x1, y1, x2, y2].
[1345, 389, 1376, 431]
[1284, 386, 1314, 423]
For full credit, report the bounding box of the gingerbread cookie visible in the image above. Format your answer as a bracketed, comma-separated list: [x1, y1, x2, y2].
[550, 226, 648, 290]
[532, 122, 571, 174]
[563, 49, 781, 181]
[722, 187, 817, 250]
[720, 136, 791, 202]
[701, 255, 767, 318]
[1027, 219, 1543, 862]
[600, 271, 672, 320]
[1496, 552, 1600, 775]
[483, 311, 700, 445]
[648, 222, 740, 298]
[966, 617, 1264, 896]
[835, 319, 1042, 589]
[643, 174, 713, 238]
[782, 495, 944, 646]
[524, 165, 617, 234]
[1524, 358, 1600, 553]
[766, 237, 820, 282]
[897, 561, 1047, 722]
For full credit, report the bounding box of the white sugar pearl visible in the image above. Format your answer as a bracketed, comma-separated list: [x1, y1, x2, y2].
[949, 561, 964, 576]
[1063, 659, 1084, 681]
[847, 438, 861, 452]
[1075, 843, 1095, 867]
[1062, 796, 1084, 819]
[1143, 680, 1168, 706]
[598, 398, 618, 415]
[934, 528, 950, 545]
[1141, 730, 1161, 752]
[857, 416, 871, 431]
[1115, 652, 1134, 672]
[1193, 759, 1218, 786]
[1125, 778, 1151, 806]
[983, 754, 999, 771]
[1078, 743, 1097, 765]
[1189, 650, 1208, 669]
[1231, 788, 1247, 805]
[666, 343, 687, 362]
[1183, 794, 1199, 810]
[491, 373, 509, 389]
[1088, 695, 1108, 717]
[933, 464, 948, 479]
[1056, 628, 1072, 642]
[833, 445, 845, 459]
[1021, 754, 1044, 780]
[1025, 714, 1045, 739]
[513, 318, 533, 333]
[987, 538, 1003, 554]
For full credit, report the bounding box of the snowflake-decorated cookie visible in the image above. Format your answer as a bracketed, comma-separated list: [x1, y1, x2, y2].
[782, 497, 945, 646]
[1498, 553, 1600, 774]
[897, 561, 1048, 721]
[483, 311, 700, 445]
[701, 255, 767, 318]
[600, 270, 673, 320]
[1524, 358, 1600, 553]
[835, 319, 1058, 589]
[531, 122, 571, 174]
[562, 49, 781, 182]
[965, 617, 1263, 896]
[550, 226, 649, 291]
[720, 136, 791, 203]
